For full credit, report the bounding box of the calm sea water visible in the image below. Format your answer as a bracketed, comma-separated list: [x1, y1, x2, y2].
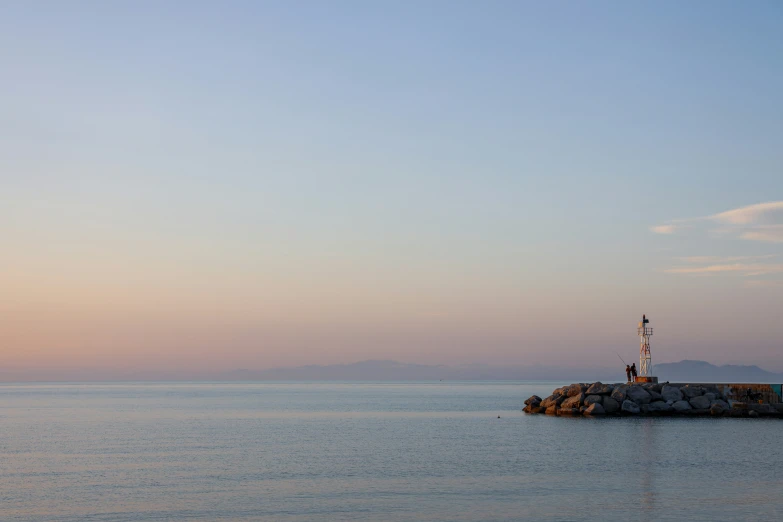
[1, 382, 781, 521]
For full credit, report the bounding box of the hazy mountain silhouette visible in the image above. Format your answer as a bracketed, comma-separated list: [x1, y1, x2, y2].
[221, 360, 628, 382]
[3, 359, 781, 383]
[654, 360, 783, 383]
[221, 359, 783, 383]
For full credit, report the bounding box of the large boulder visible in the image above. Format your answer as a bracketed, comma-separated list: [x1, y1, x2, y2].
[710, 402, 727, 416]
[648, 401, 672, 413]
[747, 403, 775, 415]
[661, 385, 683, 402]
[749, 410, 760, 418]
[681, 385, 703, 399]
[710, 399, 730, 411]
[626, 386, 652, 405]
[704, 393, 716, 402]
[524, 395, 542, 406]
[586, 382, 614, 395]
[545, 405, 558, 415]
[602, 396, 620, 413]
[584, 403, 606, 416]
[773, 404, 783, 414]
[672, 400, 692, 412]
[540, 395, 564, 408]
[558, 408, 579, 416]
[611, 385, 627, 403]
[584, 394, 603, 406]
[566, 384, 585, 397]
[561, 393, 583, 409]
[689, 395, 711, 410]
[621, 400, 641, 414]
[648, 389, 663, 401]
[703, 386, 721, 397]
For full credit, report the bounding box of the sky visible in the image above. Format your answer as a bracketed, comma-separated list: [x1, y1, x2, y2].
[1, 1, 782, 379]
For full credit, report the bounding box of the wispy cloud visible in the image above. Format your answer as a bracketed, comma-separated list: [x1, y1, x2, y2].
[665, 263, 783, 276]
[710, 201, 783, 226]
[654, 203, 783, 286]
[740, 224, 783, 243]
[650, 224, 677, 235]
[679, 254, 778, 264]
[652, 201, 783, 244]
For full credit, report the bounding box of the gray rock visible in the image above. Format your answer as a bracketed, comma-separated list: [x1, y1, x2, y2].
[586, 382, 614, 395]
[689, 395, 711, 410]
[626, 386, 652, 405]
[584, 403, 606, 416]
[621, 400, 640, 414]
[540, 395, 564, 408]
[747, 403, 775, 415]
[611, 385, 627, 403]
[773, 403, 783, 414]
[710, 399, 730, 411]
[681, 386, 703, 399]
[602, 396, 620, 413]
[561, 393, 583, 409]
[661, 385, 683, 403]
[585, 394, 603, 406]
[524, 395, 542, 406]
[648, 389, 663, 401]
[748, 410, 759, 418]
[704, 393, 716, 402]
[566, 384, 584, 397]
[710, 403, 727, 416]
[672, 400, 692, 412]
[703, 386, 720, 397]
[648, 401, 672, 412]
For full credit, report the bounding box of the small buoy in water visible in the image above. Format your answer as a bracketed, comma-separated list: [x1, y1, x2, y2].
[497, 415, 501, 418]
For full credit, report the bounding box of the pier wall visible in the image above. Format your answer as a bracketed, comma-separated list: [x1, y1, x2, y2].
[668, 383, 782, 404]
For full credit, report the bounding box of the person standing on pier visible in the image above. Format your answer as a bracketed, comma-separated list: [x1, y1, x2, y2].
[625, 365, 632, 383]
[630, 363, 637, 382]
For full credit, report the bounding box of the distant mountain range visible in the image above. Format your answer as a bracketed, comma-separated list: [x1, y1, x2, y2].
[653, 360, 783, 383]
[219, 359, 783, 383]
[3, 359, 781, 383]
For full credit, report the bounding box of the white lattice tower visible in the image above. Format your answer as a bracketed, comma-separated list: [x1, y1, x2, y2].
[638, 314, 653, 377]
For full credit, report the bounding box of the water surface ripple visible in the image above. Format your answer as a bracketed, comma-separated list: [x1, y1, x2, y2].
[1, 382, 780, 521]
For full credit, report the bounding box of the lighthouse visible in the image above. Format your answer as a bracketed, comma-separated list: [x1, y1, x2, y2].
[636, 314, 657, 383]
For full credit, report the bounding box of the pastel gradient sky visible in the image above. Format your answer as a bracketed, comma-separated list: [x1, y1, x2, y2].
[2, 2, 782, 377]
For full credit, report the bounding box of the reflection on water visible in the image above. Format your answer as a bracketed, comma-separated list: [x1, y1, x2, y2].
[0, 382, 781, 521]
[640, 418, 656, 518]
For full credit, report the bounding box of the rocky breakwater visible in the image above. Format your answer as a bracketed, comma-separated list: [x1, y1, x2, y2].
[523, 381, 783, 418]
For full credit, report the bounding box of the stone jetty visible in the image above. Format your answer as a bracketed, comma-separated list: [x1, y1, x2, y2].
[523, 381, 783, 418]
